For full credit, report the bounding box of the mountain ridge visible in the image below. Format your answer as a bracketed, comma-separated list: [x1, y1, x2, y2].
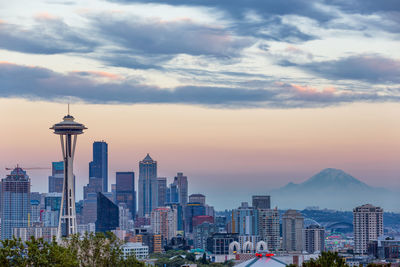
[280, 168, 371, 191]
[269, 168, 398, 212]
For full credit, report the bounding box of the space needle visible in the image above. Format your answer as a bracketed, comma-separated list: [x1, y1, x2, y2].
[50, 108, 87, 240]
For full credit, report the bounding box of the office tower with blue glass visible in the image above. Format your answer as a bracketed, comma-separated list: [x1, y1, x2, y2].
[116, 172, 136, 219]
[48, 161, 64, 193]
[89, 141, 108, 192]
[1, 167, 31, 240]
[50, 112, 86, 239]
[138, 154, 158, 217]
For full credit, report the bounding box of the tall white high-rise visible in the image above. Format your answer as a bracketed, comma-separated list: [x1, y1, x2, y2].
[353, 204, 383, 254]
[50, 112, 87, 239]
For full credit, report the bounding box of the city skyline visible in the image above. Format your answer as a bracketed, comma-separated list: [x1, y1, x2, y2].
[1, 103, 399, 211]
[0, 0, 399, 211]
[0, 103, 399, 210]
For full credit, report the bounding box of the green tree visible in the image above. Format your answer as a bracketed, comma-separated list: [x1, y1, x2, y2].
[64, 232, 144, 267]
[0, 232, 144, 267]
[302, 251, 349, 267]
[0, 238, 27, 267]
[199, 252, 208, 264]
[186, 252, 196, 262]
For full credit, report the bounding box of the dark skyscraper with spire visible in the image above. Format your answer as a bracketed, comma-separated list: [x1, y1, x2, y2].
[89, 141, 108, 192]
[138, 154, 158, 217]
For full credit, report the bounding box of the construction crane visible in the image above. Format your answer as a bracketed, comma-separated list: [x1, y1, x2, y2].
[5, 164, 50, 172]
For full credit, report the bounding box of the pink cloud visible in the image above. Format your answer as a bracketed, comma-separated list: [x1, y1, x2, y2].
[0, 61, 18, 66]
[71, 70, 122, 81]
[34, 12, 59, 21]
[285, 45, 302, 53]
[291, 84, 336, 95]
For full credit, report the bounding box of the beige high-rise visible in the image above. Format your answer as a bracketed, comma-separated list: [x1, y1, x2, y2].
[282, 209, 304, 252]
[353, 204, 383, 254]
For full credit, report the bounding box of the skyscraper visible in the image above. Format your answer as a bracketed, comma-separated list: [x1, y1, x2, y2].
[151, 207, 177, 241]
[282, 209, 304, 252]
[174, 173, 188, 207]
[89, 141, 108, 192]
[157, 178, 167, 207]
[48, 162, 76, 196]
[353, 204, 383, 254]
[231, 202, 259, 236]
[194, 221, 217, 250]
[116, 172, 136, 219]
[83, 177, 103, 200]
[258, 208, 280, 251]
[48, 161, 64, 193]
[138, 154, 158, 217]
[82, 193, 97, 224]
[42, 193, 62, 227]
[304, 225, 325, 253]
[166, 183, 179, 204]
[96, 192, 119, 233]
[184, 202, 206, 235]
[1, 167, 31, 240]
[252, 195, 271, 210]
[166, 203, 184, 231]
[50, 112, 86, 239]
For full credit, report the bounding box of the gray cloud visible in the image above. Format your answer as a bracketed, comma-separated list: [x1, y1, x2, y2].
[91, 15, 253, 58]
[0, 18, 97, 54]
[1, 62, 398, 108]
[284, 54, 400, 84]
[0, 62, 276, 107]
[107, 0, 400, 35]
[99, 53, 166, 70]
[231, 17, 316, 43]
[99, 1, 321, 45]
[107, 0, 334, 23]
[330, 0, 400, 14]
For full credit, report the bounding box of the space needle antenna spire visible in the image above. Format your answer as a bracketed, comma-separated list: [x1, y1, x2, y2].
[50, 108, 87, 240]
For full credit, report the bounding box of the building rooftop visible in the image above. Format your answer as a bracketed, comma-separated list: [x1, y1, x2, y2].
[235, 255, 286, 267]
[122, 242, 149, 248]
[142, 153, 154, 162]
[3, 167, 30, 181]
[190, 194, 205, 197]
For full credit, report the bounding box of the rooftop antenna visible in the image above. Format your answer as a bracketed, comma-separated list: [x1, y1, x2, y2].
[68, 103, 70, 115]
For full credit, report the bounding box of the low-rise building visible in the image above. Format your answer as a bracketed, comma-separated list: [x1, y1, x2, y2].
[206, 233, 238, 255]
[13, 226, 57, 242]
[121, 242, 149, 259]
[368, 237, 400, 260]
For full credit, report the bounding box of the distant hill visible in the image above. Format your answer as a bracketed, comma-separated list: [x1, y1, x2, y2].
[269, 168, 399, 212]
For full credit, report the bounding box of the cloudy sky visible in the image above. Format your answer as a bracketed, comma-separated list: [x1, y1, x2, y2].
[0, 0, 399, 210]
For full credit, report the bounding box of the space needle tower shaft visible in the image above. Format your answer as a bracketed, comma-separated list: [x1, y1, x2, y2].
[50, 111, 87, 240]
